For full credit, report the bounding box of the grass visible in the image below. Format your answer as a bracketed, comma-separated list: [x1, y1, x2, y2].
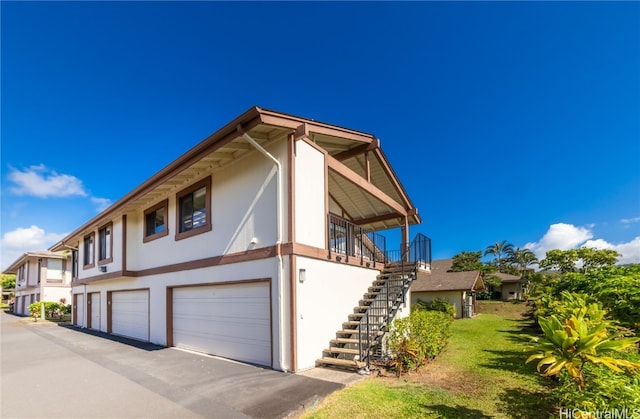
[301, 301, 554, 419]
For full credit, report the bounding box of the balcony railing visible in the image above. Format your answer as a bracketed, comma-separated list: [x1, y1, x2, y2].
[385, 233, 432, 266]
[328, 215, 432, 268]
[328, 214, 386, 266]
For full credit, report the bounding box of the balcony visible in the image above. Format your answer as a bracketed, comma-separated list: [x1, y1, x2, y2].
[327, 214, 431, 268]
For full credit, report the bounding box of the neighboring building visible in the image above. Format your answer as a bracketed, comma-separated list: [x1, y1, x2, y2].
[4, 251, 72, 316]
[494, 272, 524, 300]
[410, 259, 485, 319]
[50, 107, 430, 372]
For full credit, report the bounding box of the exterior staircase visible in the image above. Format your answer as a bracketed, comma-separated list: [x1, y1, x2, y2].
[316, 263, 418, 372]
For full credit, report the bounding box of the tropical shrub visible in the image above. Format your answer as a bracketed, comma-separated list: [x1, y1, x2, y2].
[526, 293, 639, 389]
[551, 351, 640, 412]
[388, 309, 452, 375]
[28, 302, 42, 321]
[414, 297, 456, 319]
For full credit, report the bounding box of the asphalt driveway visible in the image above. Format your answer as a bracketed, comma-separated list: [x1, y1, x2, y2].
[0, 312, 343, 418]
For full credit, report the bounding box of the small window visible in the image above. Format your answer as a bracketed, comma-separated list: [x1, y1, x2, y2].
[83, 233, 95, 269]
[98, 223, 113, 265]
[72, 250, 79, 279]
[175, 177, 211, 241]
[144, 199, 168, 243]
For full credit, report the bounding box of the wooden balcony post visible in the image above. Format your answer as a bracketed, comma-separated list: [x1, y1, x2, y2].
[401, 216, 409, 262]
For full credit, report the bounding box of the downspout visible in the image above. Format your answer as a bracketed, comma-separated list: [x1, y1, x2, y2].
[239, 128, 287, 372]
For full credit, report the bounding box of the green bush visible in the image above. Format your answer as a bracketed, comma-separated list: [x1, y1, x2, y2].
[414, 298, 456, 319]
[388, 310, 452, 374]
[551, 350, 640, 412]
[28, 302, 42, 320]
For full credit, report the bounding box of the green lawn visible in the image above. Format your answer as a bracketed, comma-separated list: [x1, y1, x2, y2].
[302, 302, 554, 419]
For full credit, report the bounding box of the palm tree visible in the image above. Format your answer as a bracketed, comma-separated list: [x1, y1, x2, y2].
[484, 240, 514, 272]
[506, 247, 538, 277]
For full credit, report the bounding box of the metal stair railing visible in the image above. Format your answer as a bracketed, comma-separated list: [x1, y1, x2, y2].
[357, 255, 418, 370]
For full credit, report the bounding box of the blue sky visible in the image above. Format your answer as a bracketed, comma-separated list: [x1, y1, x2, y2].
[2, 2, 639, 269]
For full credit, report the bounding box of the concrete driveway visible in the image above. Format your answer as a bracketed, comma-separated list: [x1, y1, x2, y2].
[0, 312, 345, 418]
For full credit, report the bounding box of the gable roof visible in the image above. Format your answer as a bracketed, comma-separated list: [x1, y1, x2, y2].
[4, 251, 66, 274]
[51, 106, 420, 251]
[411, 259, 486, 292]
[492, 271, 522, 283]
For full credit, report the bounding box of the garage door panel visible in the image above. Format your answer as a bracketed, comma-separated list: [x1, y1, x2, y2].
[173, 282, 271, 366]
[112, 290, 149, 341]
[75, 294, 85, 327]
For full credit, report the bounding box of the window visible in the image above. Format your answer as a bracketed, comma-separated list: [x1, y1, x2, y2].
[83, 233, 95, 268]
[18, 264, 26, 284]
[72, 250, 79, 279]
[144, 199, 168, 243]
[48, 258, 63, 281]
[175, 177, 211, 240]
[98, 223, 113, 265]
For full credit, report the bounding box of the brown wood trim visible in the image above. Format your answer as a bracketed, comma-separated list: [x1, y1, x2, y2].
[353, 212, 401, 226]
[166, 287, 173, 347]
[50, 109, 263, 249]
[372, 148, 421, 223]
[136, 246, 278, 277]
[174, 176, 213, 241]
[260, 112, 375, 144]
[86, 293, 92, 329]
[334, 139, 379, 161]
[122, 214, 127, 271]
[83, 232, 96, 269]
[143, 199, 169, 243]
[326, 154, 407, 216]
[290, 255, 297, 372]
[285, 242, 385, 271]
[72, 293, 78, 325]
[106, 291, 112, 333]
[288, 133, 295, 244]
[365, 151, 371, 183]
[97, 222, 114, 266]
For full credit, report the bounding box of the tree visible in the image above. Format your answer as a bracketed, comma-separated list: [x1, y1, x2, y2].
[484, 240, 514, 272]
[576, 247, 619, 273]
[540, 248, 620, 273]
[506, 247, 538, 278]
[540, 249, 579, 273]
[1, 274, 16, 290]
[450, 251, 483, 272]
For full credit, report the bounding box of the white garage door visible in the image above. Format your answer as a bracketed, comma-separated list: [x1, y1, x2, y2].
[172, 282, 271, 367]
[112, 290, 149, 341]
[90, 293, 101, 331]
[75, 294, 85, 327]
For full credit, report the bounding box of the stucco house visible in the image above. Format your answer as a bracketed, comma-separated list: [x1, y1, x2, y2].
[50, 107, 431, 372]
[4, 251, 72, 316]
[410, 259, 485, 319]
[494, 271, 525, 300]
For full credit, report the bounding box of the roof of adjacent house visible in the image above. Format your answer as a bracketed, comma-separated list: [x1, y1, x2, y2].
[492, 271, 523, 283]
[411, 259, 486, 292]
[4, 251, 66, 274]
[50, 106, 421, 251]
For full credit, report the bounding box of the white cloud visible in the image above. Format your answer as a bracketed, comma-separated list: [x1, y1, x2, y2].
[621, 217, 640, 229]
[91, 197, 112, 212]
[525, 223, 640, 265]
[524, 223, 593, 260]
[582, 237, 640, 265]
[1, 226, 67, 270]
[8, 165, 87, 198]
